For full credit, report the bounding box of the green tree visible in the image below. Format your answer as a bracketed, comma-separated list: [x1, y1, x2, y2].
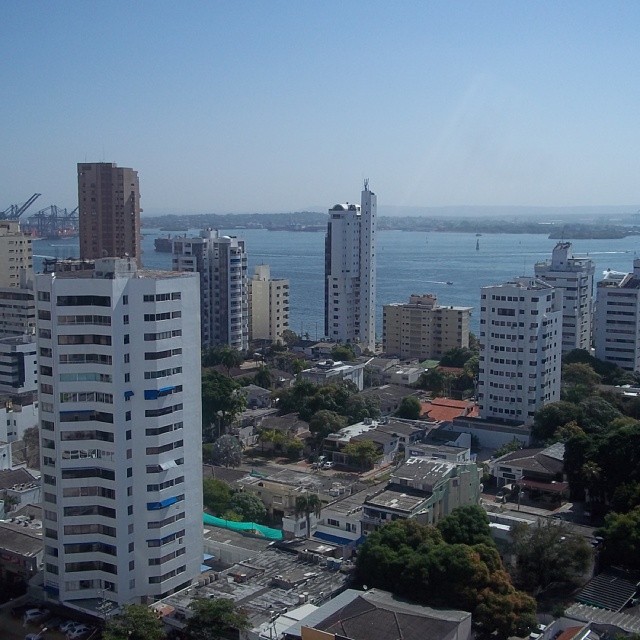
[218, 346, 243, 376]
[580, 396, 622, 433]
[493, 438, 523, 458]
[532, 401, 583, 443]
[228, 492, 266, 523]
[308, 409, 347, 444]
[103, 604, 166, 640]
[439, 347, 474, 367]
[202, 370, 247, 439]
[355, 519, 536, 639]
[210, 435, 242, 468]
[344, 394, 380, 423]
[510, 520, 592, 594]
[285, 437, 304, 460]
[331, 344, 356, 361]
[185, 598, 250, 640]
[281, 329, 299, 346]
[396, 396, 422, 420]
[437, 505, 494, 546]
[343, 440, 382, 470]
[253, 366, 272, 389]
[597, 506, 640, 570]
[203, 478, 233, 515]
[294, 493, 322, 536]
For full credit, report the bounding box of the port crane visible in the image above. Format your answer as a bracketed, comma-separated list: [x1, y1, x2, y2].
[0, 193, 41, 220]
[25, 205, 79, 238]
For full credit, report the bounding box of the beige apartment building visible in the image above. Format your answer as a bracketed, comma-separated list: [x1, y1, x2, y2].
[249, 264, 289, 344]
[77, 162, 141, 265]
[0, 221, 33, 289]
[383, 294, 471, 361]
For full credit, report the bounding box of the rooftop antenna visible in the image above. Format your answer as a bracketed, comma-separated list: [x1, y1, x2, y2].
[363, 178, 369, 191]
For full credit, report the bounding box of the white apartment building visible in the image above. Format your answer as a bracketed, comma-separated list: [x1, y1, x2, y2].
[248, 265, 289, 344]
[172, 230, 248, 351]
[324, 181, 376, 351]
[594, 259, 640, 371]
[383, 294, 472, 360]
[0, 335, 37, 396]
[534, 242, 594, 352]
[35, 258, 203, 609]
[478, 278, 562, 426]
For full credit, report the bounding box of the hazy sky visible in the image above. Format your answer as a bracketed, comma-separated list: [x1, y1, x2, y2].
[2, 2, 640, 215]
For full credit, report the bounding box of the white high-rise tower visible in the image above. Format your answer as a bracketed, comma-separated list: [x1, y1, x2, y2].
[534, 242, 594, 352]
[36, 258, 203, 609]
[324, 181, 377, 351]
[478, 277, 562, 426]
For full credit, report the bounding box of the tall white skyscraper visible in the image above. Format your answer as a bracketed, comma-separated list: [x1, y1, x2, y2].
[36, 258, 203, 609]
[534, 242, 594, 352]
[172, 230, 248, 351]
[478, 277, 562, 426]
[324, 181, 377, 351]
[594, 259, 640, 371]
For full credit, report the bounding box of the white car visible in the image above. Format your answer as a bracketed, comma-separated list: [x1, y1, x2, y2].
[59, 620, 79, 633]
[23, 609, 48, 624]
[66, 624, 92, 639]
[321, 461, 334, 469]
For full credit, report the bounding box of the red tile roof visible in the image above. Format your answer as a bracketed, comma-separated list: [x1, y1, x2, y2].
[420, 398, 479, 422]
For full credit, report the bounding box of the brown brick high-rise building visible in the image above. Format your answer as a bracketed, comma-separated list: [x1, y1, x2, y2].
[78, 163, 141, 265]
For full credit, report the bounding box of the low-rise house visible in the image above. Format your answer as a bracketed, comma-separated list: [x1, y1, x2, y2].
[284, 588, 472, 640]
[421, 397, 478, 422]
[358, 384, 419, 416]
[361, 457, 481, 533]
[382, 364, 423, 387]
[323, 421, 399, 468]
[405, 442, 471, 463]
[300, 359, 367, 391]
[364, 358, 400, 387]
[490, 442, 567, 500]
[374, 418, 430, 452]
[0, 515, 43, 586]
[240, 384, 273, 409]
[0, 467, 40, 510]
[449, 415, 531, 449]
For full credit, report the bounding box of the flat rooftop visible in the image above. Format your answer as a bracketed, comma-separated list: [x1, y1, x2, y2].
[161, 548, 351, 629]
[364, 487, 429, 513]
[324, 482, 387, 516]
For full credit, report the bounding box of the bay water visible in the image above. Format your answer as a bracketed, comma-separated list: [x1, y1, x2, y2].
[33, 229, 640, 337]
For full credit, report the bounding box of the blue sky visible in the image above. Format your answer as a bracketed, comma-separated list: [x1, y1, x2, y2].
[2, 1, 640, 214]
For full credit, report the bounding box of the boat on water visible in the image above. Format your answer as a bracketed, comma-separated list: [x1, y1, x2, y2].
[476, 239, 480, 251]
[446, 281, 453, 285]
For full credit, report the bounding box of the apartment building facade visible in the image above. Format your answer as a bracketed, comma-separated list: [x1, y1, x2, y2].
[78, 163, 142, 266]
[324, 182, 376, 351]
[248, 265, 289, 344]
[35, 258, 202, 609]
[383, 294, 471, 360]
[534, 242, 594, 352]
[594, 259, 640, 371]
[478, 277, 562, 425]
[172, 230, 248, 351]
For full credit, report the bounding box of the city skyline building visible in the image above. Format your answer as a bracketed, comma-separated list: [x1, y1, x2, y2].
[172, 229, 248, 351]
[248, 264, 289, 344]
[78, 163, 142, 266]
[478, 277, 562, 426]
[534, 241, 594, 352]
[383, 294, 472, 361]
[35, 257, 203, 609]
[324, 181, 376, 351]
[0, 220, 33, 289]
[594, 259, 640, 371]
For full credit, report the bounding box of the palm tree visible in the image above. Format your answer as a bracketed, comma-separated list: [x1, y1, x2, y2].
[581, 461, 602, 506]
[294, 493, 322, 537]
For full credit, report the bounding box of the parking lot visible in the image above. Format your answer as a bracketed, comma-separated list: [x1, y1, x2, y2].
[0, 603, 97, 640]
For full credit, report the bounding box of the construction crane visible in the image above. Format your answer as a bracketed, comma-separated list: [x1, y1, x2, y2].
[1, 193, 41, 220]
[24, 204, 79, 239]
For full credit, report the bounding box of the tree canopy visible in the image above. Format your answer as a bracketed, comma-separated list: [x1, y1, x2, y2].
[209, 435, 243, 468]
[202, 370, 247, 440]
[103, 604, 165, 640]
[510, 521, 592, 594]
[185, 598, 250, 640]
[342, 440, 382, 470]
[228, 492, 267, 523]
[597, 506, 640, 570]
[437, 505, 494, 546]
[355, 519, 536, 639]
[203, 477, 233, 515]
[396, 396, 421, 420]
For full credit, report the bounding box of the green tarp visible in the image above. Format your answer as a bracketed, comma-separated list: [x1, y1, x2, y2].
[202, 513, 283, 540]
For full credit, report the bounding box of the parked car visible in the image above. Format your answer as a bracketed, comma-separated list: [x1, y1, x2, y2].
[66, 624, 92, 639]
[23, 608, 49, 624]
[321, 461, 334, 469]
[25, 633, 47, 640]
[59, 620, 79, 633]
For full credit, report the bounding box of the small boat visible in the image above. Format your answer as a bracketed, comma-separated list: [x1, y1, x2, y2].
[446, 281, 453, 285]
[476, 239, 480, 251]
